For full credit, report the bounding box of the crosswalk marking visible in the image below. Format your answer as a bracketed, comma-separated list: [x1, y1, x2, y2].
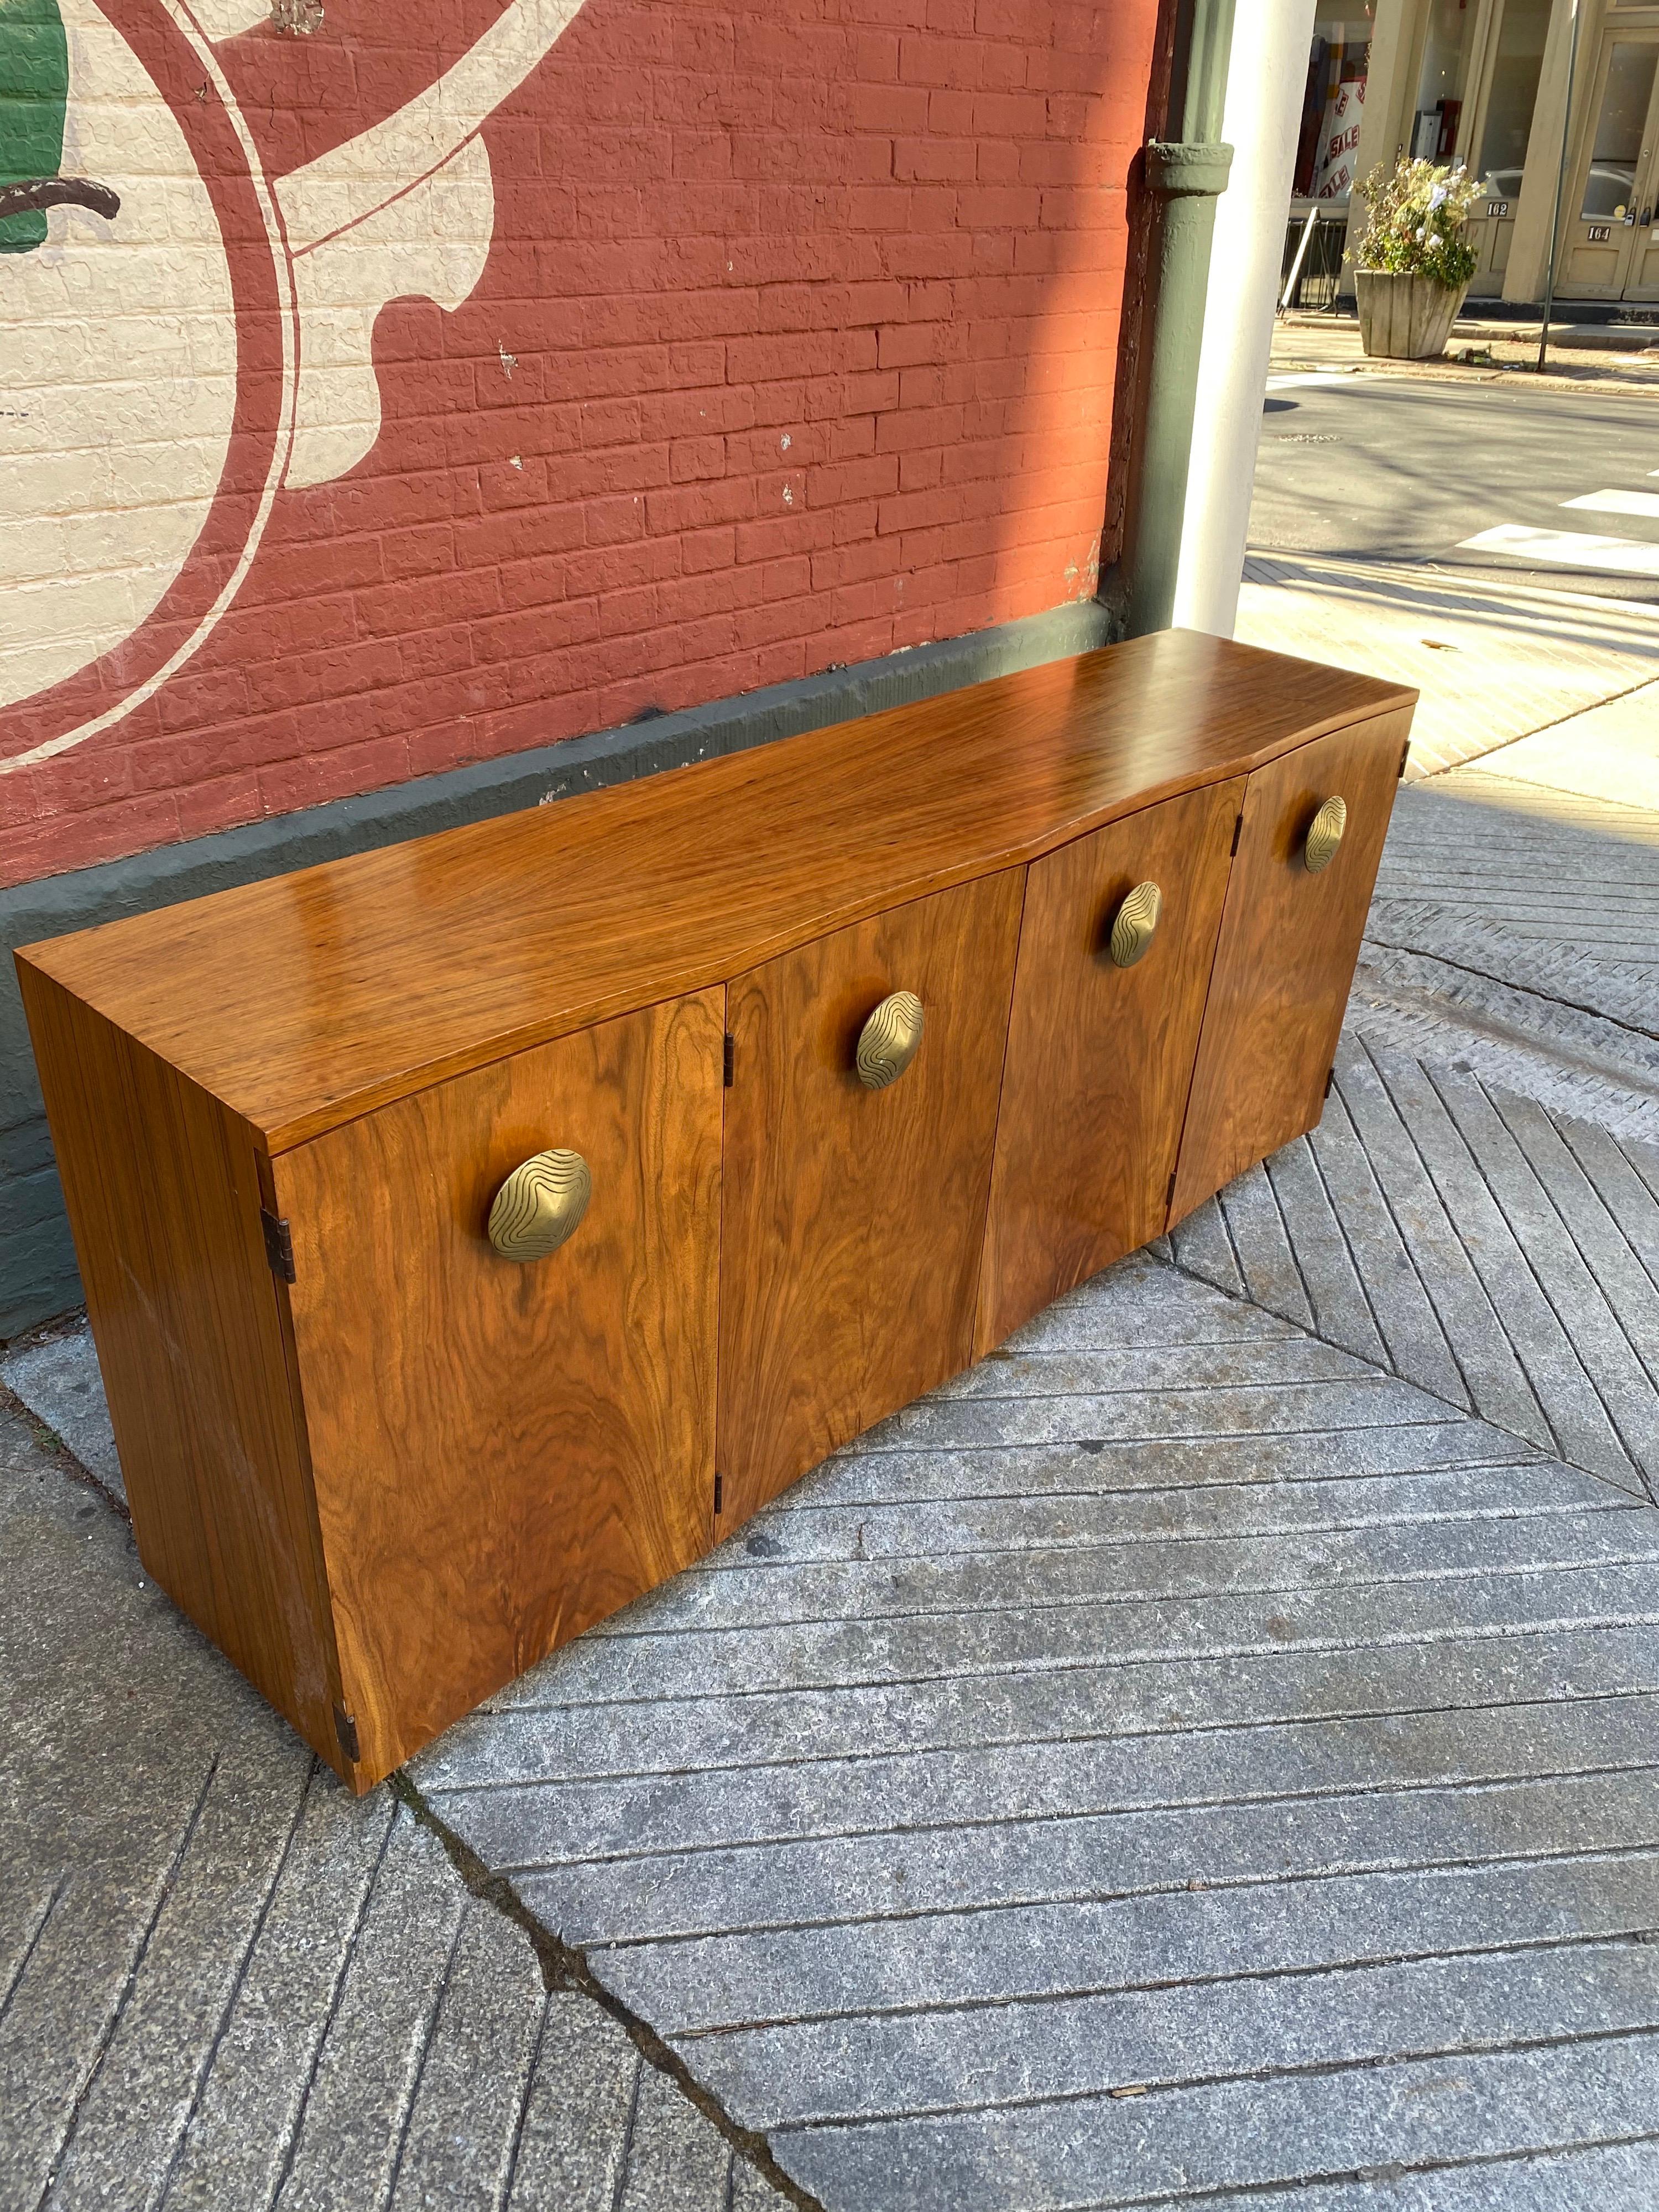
[1458, 523, 1659, 578]
[1562, 488, 1659, 519]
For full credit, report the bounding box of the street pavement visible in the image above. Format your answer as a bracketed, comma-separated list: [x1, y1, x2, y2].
[0, 1399, 796, 2211]
[1237, 367, 1659, 780]
[1251, 375, 1659, 603]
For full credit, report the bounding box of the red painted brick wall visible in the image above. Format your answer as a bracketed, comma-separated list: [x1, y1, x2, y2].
[0, 0, 1161, 888]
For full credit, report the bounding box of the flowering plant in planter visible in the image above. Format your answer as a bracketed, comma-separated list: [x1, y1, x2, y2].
[1353, 156, 1486, 285]
[1350, 156, 1487, 359]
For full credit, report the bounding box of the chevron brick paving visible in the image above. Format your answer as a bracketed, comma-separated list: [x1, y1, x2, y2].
[0, 1401, 790, 2212]
[415, 1254, 1659, 2211]
[1168, 1035, 1659, 1500]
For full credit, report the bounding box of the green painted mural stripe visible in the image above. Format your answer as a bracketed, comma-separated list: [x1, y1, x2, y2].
[0, 0, 69, 253]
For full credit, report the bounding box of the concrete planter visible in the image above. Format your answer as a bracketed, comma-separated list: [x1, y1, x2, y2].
[1354, 270, 1470, 360]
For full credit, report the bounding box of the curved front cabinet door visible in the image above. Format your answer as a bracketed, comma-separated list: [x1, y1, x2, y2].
[978, 780, 1241, 1354]
[272, 993, 724, 1786]
[1171, 707, 1412, 1222]
[719, 871, 1025, 1530]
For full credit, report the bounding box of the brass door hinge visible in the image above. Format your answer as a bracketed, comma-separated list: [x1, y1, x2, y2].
[260, 1208, 296, 1284]
[333, 1704, 360, 1762]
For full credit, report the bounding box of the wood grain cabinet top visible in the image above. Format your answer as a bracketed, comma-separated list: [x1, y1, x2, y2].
[18, 633, 1413, 1156]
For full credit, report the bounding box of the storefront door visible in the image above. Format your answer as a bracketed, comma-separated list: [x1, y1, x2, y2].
[1559, 30, 1659, 301]
[1463, 0, 1552, 292]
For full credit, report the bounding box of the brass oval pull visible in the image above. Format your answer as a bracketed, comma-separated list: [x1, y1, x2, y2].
[1108, 880, 1162, 968]
[856, 990, 925, 1091]
[488, 1148, 591, 1261]
[1303, 796, 1348, 874]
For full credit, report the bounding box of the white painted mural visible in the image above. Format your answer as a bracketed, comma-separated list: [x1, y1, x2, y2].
[0, 0, 588, 765]
[2, 0, 238, 713]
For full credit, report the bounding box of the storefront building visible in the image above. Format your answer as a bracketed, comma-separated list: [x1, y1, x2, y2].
[1292, 0, 1659, 306]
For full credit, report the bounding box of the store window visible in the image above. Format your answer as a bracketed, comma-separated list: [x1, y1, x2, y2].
[1411, 0, 1480, 163]
[1295, 12, 1375, 202]
[1477, 0, 1551, 199]
[1581, 44, 1659, 219]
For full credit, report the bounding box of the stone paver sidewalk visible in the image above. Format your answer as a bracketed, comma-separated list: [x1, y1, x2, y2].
[1270, 316, 1659, 394]
[1236, 555, 1659, 779]
[0, 1405, 794, 2211]
[1170, 771, 1659, 1505]
[6, 700, 1659, 2209]
[417, 1251, 1659, 2209]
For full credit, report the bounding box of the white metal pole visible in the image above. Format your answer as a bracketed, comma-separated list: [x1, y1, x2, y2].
[1538, 0, 1582, 375]
[1281, 202, 1321, 312]
[1173, 0, 1320, 637]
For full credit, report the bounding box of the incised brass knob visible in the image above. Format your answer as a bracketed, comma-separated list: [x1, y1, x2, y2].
[488, 1148, 592, 1261]
[1108, 880, 1162, 967]
[856, 990, 925, 1090]
[1303, 795, 1348, 874]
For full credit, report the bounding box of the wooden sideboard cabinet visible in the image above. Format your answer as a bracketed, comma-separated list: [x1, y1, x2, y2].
[17, 632, 1415, 1790]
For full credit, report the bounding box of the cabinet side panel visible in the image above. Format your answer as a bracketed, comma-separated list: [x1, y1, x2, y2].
[1171, 706, 1413, 1220]
[274, 989, 724, 1784]
[15, 960, 347, 1776]
[978, 777, 1244, 1353]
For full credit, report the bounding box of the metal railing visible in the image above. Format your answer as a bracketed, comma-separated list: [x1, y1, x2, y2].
[1279, 207, 1349, 312]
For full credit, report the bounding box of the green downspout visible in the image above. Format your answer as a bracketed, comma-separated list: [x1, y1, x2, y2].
[1113, 0, 1239, 638]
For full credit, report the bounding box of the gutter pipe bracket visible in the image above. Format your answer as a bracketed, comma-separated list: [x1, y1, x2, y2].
[1144, 139, 1235, 199]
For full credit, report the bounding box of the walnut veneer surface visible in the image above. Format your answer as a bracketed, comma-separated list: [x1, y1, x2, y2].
[14, 965, 347, 1758]
[20, 633, 1412, 1154]
[978, 776, 1243, 1354]
[1171, 711, 1413, 1221]
[719, 873, 1025, 1528]
[274, 994, 724, 1782]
